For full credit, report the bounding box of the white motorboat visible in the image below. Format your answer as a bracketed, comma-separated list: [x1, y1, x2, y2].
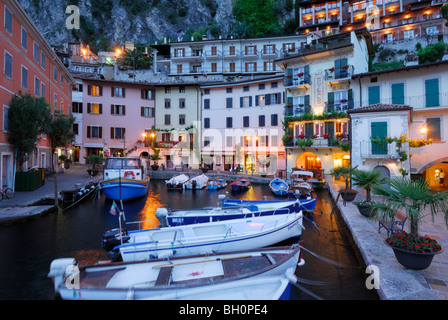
[48, 245, 304, 300]
[165, 174, 189, 190]
[109, 212, 303, 262]
[183, 174, 209, 189]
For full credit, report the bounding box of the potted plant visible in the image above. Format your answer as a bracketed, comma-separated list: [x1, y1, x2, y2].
[369, 178, 448, 270]
[149, 148, 162, 170]
[352, 169, 388, 217]
[331, 165, 358, 202]
[84, 154, 105, 176]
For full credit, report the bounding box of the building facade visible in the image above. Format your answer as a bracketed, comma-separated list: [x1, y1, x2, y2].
[0, 0, 74, 188]
[200, 76, 286, 175]
[274, 30, 374, 179]
[350, 59, 448, 188]
[81, 79, 155, 162]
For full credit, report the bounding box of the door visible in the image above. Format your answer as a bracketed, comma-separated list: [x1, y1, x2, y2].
[371, 122, 387, 155]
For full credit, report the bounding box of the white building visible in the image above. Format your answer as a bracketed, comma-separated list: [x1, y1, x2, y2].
[350, 59, 448, 188]
[200, 76, 286, 175]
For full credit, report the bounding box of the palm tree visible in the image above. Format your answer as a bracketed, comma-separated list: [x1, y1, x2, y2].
[370, 177, 448, 239]
[352, 169, 388, 202]
[331, 165, 358, 192]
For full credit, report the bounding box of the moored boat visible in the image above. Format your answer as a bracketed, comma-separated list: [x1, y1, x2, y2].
[166, 174, 189, 190]
[183, 174, 209, 190]
[269, 178, 289, 196]
[100, 157, 149, 201]
[48, 245, 304, 300]
[221, 195, 317, 213]
[207, 178, 227, 190]
[230, 177, 250, 191]
[154, 197, 300, 227]
[105, 212, 303, 262]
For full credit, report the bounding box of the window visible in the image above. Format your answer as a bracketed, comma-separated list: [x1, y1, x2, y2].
[73, 123, 79, 135]
[255, 95, 265, 106]
[243, 116, 249, 127]
[179, 86, 185, 93]
[165, 114, 171, 125]
[174, 48, 185, 57]
[264, 61, 274, 71]
[177, 64, 183, 74]
[179, 98, 185, 108]
[141, 89, 152, 100]
[41, 83, 45, 99]
[165, 86, 171, 93]
[226, 97, 233, 108]
[426, 118, 441, 142]
[141, 107, 153, 117]
[54, 93, 57, 108]
[258, 84, 265, 90]
[425, 78, 439, 107]
[226, 88, 233, 93]
[204, 89, 210, 95]
[391, 83, 404, 104]
[72, 102, 83, 113]
[4, 6, 12, 34]
[245, 45, 256, 55]
[426, 26, 438, 35]
[112, 87, 125, 97]
[271, 82, 278, 88]
[41, 52, 46, 70]
[229, 46, 235, 55]
[229, 62, 236, 72]
[179, 114, 185, 125]
[89, 85, 101, 96]
[226, 117, 233, 128]
[241, 96, 252, 108]
[33, 42, 39, 63]
[264, 44, 275, 54]
[34, 77, 40, 97]
[53, 66, 58, 82]
[111, 104, 125, 115]
[4, 51, 13, 79]
[164, 99, 171, 108]
[21, 66, 28, 89]
[243, 86, 249, 92]
[211, 63, 217, 72]
[403, 29, 414, 40]
[87, 103, 102, 114]
[204, 118, 210, 128]
[271, 114, 278, 126]
[270, 93, 281, 105]
[204, 98, 210, 109]
[21, 27, 27, 50]
[110, 127, 125, 139]
[245, 62, 256, 72]
[368, 86, 380, 105]
[3, 105, 9, 132]
[211, 46, 217, 55]
[87, 126, 102, 138]
[259, 115, 265, 127]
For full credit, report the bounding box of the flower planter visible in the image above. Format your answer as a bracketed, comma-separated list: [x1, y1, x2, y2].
[356, 204, 373, 217]
[340, 191, 357, 201]
[385, 241, 443, 270]
[151, 165, 159, 171]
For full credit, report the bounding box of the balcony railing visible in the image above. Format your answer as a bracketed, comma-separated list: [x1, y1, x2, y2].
[359, 141, 406, 159]
[286, 136, 349, 148]
[325, 65, 354, 82]
[325, 100, 354, 113]
[284, 74, 311, 88]
[284, 104, 310, 116]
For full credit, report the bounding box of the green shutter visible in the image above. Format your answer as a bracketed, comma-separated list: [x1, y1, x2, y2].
[327, 92, 334, 111]
[425, 78, 439, 107]
[304, 95, 310, 113]
[368, 86, 380, 105]
[371, 121, 388, 155]
[427, 118, 441, 142]
[325, 121, 334, 139]
[305, 123, 313, 138]
[304, 65, 310, 83]
[391, 83, 404, 104]
[285, 68, 293, 86]
[347, 89, 353, 109]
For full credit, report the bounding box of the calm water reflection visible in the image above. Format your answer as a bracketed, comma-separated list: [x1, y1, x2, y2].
[0, 180, 377, 300]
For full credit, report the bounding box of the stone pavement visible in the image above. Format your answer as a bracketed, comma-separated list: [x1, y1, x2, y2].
[0, 164, 102, 224]
[328, 181, 448, 300]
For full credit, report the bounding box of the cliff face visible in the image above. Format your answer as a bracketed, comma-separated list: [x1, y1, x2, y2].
[18, 0, 235, 46]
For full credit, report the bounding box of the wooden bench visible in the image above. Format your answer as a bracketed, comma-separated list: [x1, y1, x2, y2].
[378, 211, 407, 237]
[174, 165, 183, 171]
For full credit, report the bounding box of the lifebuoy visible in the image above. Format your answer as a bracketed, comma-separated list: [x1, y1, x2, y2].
[124, 171, 136, 179]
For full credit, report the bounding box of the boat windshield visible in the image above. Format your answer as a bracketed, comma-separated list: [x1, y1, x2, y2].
[106, 158, 140, 169]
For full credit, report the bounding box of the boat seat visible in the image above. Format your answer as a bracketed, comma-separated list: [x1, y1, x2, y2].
[155, 266, 173, 286]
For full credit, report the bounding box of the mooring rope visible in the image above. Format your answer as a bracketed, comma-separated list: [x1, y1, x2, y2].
[300, 245, 363, 269]
[60, 183, 100, 211]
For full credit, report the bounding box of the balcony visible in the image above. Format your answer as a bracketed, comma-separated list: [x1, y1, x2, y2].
[286, 136, 347, 149]
[172, 52, 204, 61]
[284, 104, 310, 116]
[284, 73, 311, 89]
[204, 51, 221, 60]
[324, 100, 354, 113]
[324, 65, 354, 85]
[359, 141, 405, 159]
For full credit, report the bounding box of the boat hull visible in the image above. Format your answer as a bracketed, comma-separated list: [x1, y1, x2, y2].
[50, 246, 303, 300]
[223, 197, 317, 213]
[100, 178, 149, 201]
[116, 212, 303, 262]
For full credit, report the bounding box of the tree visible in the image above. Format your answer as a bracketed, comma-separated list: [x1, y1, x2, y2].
[117, 48, 152, 70]
[7, 92, 51, 170]
[232, 0, 279, 37]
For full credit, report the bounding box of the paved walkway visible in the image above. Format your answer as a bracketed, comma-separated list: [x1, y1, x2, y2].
[328, 181, 448, 300]
[0, 164, 102, 224]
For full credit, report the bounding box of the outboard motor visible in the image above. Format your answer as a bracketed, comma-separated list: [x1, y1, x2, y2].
[102, 228, 129, 252]
[192, 180, 197, 189]
[155, 207, 169, 227]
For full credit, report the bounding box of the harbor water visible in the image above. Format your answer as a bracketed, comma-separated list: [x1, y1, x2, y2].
[0, 180, 378, 300]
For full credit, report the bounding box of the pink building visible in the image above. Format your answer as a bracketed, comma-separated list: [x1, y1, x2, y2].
[81, 78, 155, 162]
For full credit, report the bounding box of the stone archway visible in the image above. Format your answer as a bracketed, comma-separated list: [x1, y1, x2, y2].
[417, 157, 448, 174]
[294, 152, 322, 171]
